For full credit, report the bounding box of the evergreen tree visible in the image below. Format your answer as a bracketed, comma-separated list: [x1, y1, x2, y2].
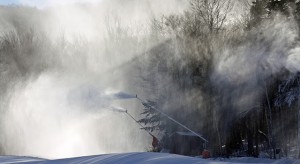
[275, 72, 300, 158]
[249, 0, 268, 27]
[249, 0, 300, 27]
[267, 0, 294, 16]
[138, 100, 166, 132]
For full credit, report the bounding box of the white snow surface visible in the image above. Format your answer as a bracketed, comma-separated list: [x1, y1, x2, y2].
[0, 152, 299, 164]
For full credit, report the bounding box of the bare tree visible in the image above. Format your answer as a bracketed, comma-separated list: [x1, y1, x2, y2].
[190, 0, 234, 33]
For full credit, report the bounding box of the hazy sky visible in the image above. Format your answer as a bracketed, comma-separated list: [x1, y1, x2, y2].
[0, 0, 19, 5]
[0, 0, 103, 8]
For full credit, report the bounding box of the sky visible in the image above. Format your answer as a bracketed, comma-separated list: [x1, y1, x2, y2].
[0, 0, 18, 5]
[0, 0, 103, 8]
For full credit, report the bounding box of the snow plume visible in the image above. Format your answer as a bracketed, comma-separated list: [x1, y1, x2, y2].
[0, 0, 187, 159]
[213, 15, 299, 113]
[204, 14, 300, 148]
[133, 10, 300, 153]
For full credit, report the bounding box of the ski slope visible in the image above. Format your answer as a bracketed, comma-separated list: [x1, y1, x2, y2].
[0, 152, 299, 164]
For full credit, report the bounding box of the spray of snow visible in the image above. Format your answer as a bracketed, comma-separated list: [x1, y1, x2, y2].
[0, 0, 188, 159]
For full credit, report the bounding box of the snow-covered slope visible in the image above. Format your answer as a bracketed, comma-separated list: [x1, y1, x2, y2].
[0, 153, 299, 164]
[0, 156, 44, 163]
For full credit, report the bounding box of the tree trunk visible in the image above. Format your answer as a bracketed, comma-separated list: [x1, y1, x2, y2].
[255, 125, 259, 157]
[297, 98, 300, 159]
[264, 84, 276, 158]
[247, 127, 254, 156]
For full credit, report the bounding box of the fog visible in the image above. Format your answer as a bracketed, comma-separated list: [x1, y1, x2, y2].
[0, 0, 188, 159]
[2, 0, 300, 159]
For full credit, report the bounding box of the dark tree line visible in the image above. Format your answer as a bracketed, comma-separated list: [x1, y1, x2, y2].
[137, 0, 300, 159]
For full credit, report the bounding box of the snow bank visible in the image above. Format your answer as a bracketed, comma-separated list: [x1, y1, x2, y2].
[0, 153, 299, 164]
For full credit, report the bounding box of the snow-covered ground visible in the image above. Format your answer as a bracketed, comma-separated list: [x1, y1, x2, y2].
[0, 152, 299, 164]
